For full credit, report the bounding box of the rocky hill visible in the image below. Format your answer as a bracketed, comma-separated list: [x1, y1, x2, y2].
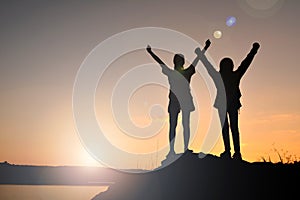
[92, 150, 300, 200]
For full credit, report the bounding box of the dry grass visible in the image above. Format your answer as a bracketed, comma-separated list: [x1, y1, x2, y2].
[260, 146, 300, 164]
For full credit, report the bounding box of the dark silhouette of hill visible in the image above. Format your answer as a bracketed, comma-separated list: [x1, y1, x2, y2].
[92, 150, 300, 200]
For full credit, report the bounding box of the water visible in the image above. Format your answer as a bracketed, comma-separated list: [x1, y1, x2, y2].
[0, 185, 109, 200]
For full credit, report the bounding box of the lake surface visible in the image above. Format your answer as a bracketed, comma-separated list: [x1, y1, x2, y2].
[0, 185, 109, 200]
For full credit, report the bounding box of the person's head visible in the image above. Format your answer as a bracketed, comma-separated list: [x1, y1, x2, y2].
[173, 54, 185, 70]
[219, 57, 234, 74]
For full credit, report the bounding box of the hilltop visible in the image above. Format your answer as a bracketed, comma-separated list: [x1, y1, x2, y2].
[92, 150, 300, 200]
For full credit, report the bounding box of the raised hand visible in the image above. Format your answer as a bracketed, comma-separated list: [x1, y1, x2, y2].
[204, 39, 211, 50]
[194, 47, 201, 55]
[146, 45, 152, 53]
[253, 42, 260, 50]
[195, 39, 211, 57]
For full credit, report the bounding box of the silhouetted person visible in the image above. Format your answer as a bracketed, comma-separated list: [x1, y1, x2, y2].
[146, 43, 209, 158]
[196, 41, 260, 160]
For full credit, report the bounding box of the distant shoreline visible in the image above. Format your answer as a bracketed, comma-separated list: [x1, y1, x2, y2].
[0, 163, 118, 186]
[0, 183, 111, 186]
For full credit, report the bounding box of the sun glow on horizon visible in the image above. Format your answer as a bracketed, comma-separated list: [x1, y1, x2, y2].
[0, 0, 299, 168]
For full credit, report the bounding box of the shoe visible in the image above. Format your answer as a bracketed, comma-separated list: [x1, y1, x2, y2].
[166, 150, 177, 160]
[220, 151, 231, 159]
[232, 152, 242, 161]
[160, 151, 180, 167]
[184, 149, 194, 154]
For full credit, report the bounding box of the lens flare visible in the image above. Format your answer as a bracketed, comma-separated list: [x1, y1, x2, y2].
[72, 27, 226, 173]
[237, 0, 285, 18]
[213, 30, 222, 39]
[226, 16, 236, 27]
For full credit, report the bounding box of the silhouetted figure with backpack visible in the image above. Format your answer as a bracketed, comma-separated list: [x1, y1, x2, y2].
[146, 43, 209, 158]
[196, 41, 260, 160]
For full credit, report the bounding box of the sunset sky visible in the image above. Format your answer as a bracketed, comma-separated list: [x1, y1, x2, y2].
[0, 0, 299, 167]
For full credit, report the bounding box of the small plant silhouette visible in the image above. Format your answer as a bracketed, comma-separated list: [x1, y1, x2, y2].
[260, 145, 300, 164]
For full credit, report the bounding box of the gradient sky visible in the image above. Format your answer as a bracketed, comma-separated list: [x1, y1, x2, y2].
[0, 0, 299, 167]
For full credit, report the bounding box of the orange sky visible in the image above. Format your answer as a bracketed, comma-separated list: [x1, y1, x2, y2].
[0, 0, 299, 167]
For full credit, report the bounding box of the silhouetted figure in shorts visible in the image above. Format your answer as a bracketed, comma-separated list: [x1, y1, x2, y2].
[147, 44, 209, 157]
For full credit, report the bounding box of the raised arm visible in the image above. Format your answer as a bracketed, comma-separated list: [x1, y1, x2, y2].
[146, 45, 167, 66]
[146, 45, 171, 75]
[236, 42, 260, 77]
[189, 39, 211, 68]
[195, 40, 219, 78]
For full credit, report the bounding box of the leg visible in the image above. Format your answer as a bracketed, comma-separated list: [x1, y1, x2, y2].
[169, 111, 179, 154]
[182, 111, 191, 151]
[228, 109, 241, 155]
[218, 109, 230, 153]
